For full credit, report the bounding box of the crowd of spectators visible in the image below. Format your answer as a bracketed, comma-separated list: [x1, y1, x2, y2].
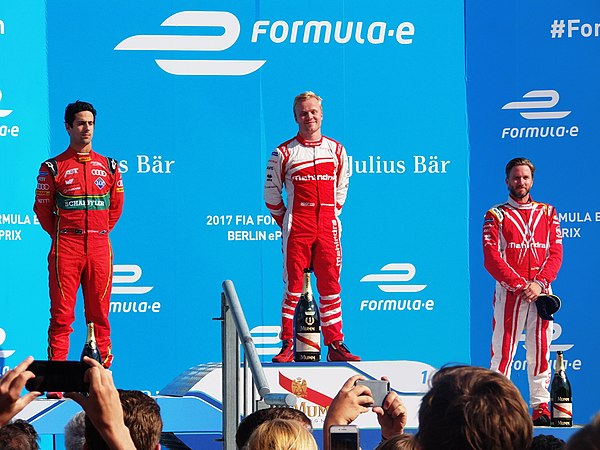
[0, 356, 597, 449]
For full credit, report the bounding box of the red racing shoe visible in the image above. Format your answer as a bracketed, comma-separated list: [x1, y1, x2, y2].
[327, 341, 361, 362]
[532, 403, 551, 426]
[272, 340, 294, 363]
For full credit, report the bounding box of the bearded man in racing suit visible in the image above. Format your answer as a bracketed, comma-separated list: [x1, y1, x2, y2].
[264, 91, 360, 363]
[34, 101, 124, 382]
[483, 157, 562, 426]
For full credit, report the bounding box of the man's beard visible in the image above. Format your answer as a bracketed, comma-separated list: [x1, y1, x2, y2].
[509, 186, 530, 200]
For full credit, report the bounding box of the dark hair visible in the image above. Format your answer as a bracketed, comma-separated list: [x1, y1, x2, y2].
[416, 365, 532, 450]
[236, 407, 312, 449]
[531, 434, 566, 450]
[85, 390, 163, 450]
[505, 157, 535, 178]
[565, 412, 600, 450]
[375, 433, 416, 450]
[64, 100, 96, 126]
[0, 419, 40, 450]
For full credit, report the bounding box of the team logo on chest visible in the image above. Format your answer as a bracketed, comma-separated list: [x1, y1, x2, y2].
[95, 177, 106, 189]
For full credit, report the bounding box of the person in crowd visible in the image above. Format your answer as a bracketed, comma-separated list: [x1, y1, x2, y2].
[565, 412, 600, 450]
[80, 389, 162, 450]
[415, 365, 532, 450]
[483, 157, 562, 425]
[246, 418, 318, 450]
[0, 419, 40, 450]
[375, 433, 416, 450]
[236, 406, 312, 449]
[34, 100, 125, 383]
[531, 434, 566, 450]
[64, 411, 86, 450]
[323, 375, 407, 450]
[264, 91, 359, 362]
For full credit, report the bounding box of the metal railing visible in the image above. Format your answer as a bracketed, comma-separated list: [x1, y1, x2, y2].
[219, 280, 297, 449]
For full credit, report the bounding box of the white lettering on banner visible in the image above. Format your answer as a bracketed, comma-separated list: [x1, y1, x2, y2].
[206, 214, 281, 242]
[0, 19, 5, 35]
[0, 89, 14, 118]
[136, 155, 175, 174]
[0, 214, 31, 225]
[115, 11, 415, 75]
[501, 90, 579, 139]
[111, 265, 159, 314]
[110, 301, 161, 313]
[359, 299, 435, 311]
[549, 19, 600, 39]
[251, 20, 415, 45]
[347, 155, 451, 176]
[552, 211, 600, 239]
[0, 328, 15, 358]
[0, 230, 22, 240]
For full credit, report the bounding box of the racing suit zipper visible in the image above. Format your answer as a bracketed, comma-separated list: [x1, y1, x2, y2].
[84, 161, 88, 255]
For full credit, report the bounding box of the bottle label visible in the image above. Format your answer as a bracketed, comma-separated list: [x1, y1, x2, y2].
[552, 402, 573, 419]
[295, 333, 321, 353]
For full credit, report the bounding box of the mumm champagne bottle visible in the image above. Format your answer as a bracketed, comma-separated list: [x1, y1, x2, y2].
[294, 269, 321, 362]
[80, 322, 102, 364]
[551, 351, 573, 427]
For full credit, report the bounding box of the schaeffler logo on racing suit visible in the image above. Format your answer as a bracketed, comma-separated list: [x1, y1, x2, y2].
[115, 11, 415, 76]
[501, 89, 579, 139]
[359, 263, 434, 312]
[110, 264, 160, 314]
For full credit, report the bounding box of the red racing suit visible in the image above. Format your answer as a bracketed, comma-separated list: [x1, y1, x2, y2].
[483, 196, 562, 407]
[34, 147, 124, 367]
[264, 134, 348, 346]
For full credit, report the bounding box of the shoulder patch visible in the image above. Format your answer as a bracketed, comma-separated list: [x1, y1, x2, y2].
[489, 207, 504, 222]
[106, 156, 118, 174]
[44, 159, 58, 177]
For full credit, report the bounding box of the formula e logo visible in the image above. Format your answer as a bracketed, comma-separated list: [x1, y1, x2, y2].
[360, 263, 427, 293]
[0, 90, 13, 118]
[112, 264, 153, 294]
[0, 327, 15, 358]
[521, 322, 574, 352]
[114, 11, 266, 76]
[502, 90, 571, 120]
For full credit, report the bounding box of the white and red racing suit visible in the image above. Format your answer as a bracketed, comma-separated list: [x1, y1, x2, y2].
[34, 147, 124, 367]
[483, 196, 562, 407]
[264, 134, 348, 346]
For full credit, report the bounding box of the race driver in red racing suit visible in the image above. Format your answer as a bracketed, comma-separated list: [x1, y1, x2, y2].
[483, 157, 562, 426]
[34, 101, 124, 374]
[264, 91, 359, 363]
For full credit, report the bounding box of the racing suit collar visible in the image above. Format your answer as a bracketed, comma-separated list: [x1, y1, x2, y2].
[508, 195, 534, 209]
[66, 146, 94, 163]
[296, 134, 322, 147]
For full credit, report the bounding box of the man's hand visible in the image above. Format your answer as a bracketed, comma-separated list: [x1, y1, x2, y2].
[65, 357, 135, 450]
[323, 375, 373, 450]
[521, 281, 542, 303]
[372, 385, 407, 439]
[0, 356, 41, 426]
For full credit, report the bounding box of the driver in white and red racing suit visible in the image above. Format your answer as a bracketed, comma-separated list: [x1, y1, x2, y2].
[483, 157, 562, 426]
[264, 91, 360, 363]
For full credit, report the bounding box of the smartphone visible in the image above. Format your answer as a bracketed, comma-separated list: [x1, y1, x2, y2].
[330, 425, 359, 450]
[25, 360, 89, 393]
[355, 379, 390, 407]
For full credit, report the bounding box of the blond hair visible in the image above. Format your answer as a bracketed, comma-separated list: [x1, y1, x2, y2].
[246, 418, 318, 450]
[293, 91, 322, 116]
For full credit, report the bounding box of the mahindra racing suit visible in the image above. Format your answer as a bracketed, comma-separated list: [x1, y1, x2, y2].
[264, 134, 348, 346]
[34, 147, 124, 367]
[483, 196, 562, 407]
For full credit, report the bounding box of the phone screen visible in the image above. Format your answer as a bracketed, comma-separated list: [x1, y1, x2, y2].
[330, 427, 359, 450]
[25, 360, 89, 393]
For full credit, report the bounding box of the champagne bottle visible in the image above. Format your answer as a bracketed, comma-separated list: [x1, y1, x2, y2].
[80, 322, 102, 364]
[551, 351, 573, 427]
[294, 269, 321, 362]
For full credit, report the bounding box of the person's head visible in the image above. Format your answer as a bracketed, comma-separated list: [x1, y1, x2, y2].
[505, 157, 535, 201]
[85, 390, 163, 450]
[0, 419, 40, 450]
[236, 407, 312, 449]
[293, 91, 323, 139]
[64, 101, 96, 149]
[246, 418, 317, 450]
[375, 433, 416, 450]
[565, 412, 600, 450]
[64, 411, 86, 450]
[416, 365, 532, 450]
[531, 434, 566, 450]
